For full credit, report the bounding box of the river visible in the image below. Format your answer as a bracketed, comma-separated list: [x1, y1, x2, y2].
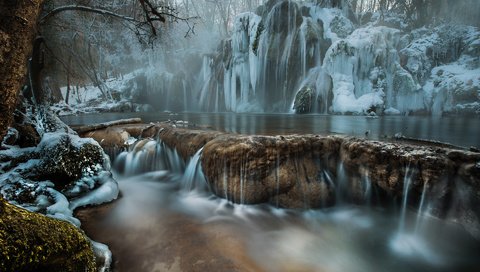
[62, 112, 480, 148]
[69, 113, 480, 271]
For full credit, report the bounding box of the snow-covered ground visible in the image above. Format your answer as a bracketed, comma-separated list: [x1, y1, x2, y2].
[1, 130, 119, 270]
[51, 72, 138, 116]
[0, 131, 119, 224]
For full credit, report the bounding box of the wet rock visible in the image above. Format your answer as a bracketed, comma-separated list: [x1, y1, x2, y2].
[202, 135, 341, 207]
[199, 132, 479, 210]
[107, 101, 132, 113]
[340, 139, 455, 195]
[82, 126, 136, 159]
[0, 196, 96, 272]
[293, 86, 315, 113]
[157, 126, 224, 160]
[1, 127, 18, 146]
[80, 123, 480, 237]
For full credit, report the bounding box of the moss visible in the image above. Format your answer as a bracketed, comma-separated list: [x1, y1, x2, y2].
[0, 196, 96, 272]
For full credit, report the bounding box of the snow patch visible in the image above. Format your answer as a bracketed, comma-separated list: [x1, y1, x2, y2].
[70, 172, 119, 210]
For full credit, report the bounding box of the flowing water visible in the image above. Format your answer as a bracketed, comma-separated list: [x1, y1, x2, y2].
[65, 113, 480, 271]
[73, 129, 480, 272]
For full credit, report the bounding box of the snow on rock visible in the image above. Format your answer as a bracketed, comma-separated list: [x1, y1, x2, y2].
[33, 132, 108, 186]
[0, 131, 119, 271]
[428, 57, 480, 115]
[384, 107, 401, 115]
[45, 187, 81, 226]
[418, 26, 480, 115]
[0, 130, 118, 230]
[324, 26, 400, 114]
[52, 71, 155, 115]
[70, 171, 119, 210]
[91, 241, 113, 272]
[328, 10, 354, 39]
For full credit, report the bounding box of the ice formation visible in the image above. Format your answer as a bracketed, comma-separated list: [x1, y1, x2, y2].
[52, 0, 480, 116]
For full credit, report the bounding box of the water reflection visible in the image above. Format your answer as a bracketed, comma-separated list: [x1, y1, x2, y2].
[62, 112, 480, 148]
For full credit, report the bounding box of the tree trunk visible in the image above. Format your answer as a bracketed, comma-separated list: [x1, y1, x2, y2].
[0, 0, 45, 143]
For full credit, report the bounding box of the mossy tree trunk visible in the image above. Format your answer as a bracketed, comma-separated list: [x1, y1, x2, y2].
[0, 0, 45, 143]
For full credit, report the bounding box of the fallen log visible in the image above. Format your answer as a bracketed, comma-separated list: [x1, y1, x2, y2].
[71, 118, 143, 134]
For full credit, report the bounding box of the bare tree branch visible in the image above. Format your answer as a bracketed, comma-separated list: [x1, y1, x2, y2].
[40, 2, 198, 39]
[40, 5, 139, 25]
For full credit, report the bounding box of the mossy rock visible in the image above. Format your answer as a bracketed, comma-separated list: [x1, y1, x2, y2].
[0, 196, 96, 271]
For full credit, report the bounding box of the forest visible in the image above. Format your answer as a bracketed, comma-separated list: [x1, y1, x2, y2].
[1, 0, 480, 271]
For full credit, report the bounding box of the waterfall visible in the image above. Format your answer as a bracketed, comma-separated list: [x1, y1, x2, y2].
[389, 165, 440, 264]
[195, 1, 411, 114]
[363, 172, 372, 206]
[275, 153, 280, 207]
[414, 182, 429, 234]
[198, 1, 331, 113]
[398, 164, 413, 233]
[114, 139, 185, 176]
[182, 147, 207, 192]
[223, 160, 229, 201]
[335, 162, 348, 204]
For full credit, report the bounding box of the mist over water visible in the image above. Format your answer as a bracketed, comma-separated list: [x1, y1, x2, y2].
[62, 112, 480, 148]
[81, 143, 480, 272]
[66, 130, 479, 271]
[57, 1, 480, 271]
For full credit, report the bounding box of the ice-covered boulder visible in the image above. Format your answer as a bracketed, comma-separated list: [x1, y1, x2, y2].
[411, 26, 480, 115]
[0, 131, 119, 222]
[31, 133, 107, 187]
[329, 13, 354, 38]
[324, 26, 401, 114]
[428, 59, 480, 115]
